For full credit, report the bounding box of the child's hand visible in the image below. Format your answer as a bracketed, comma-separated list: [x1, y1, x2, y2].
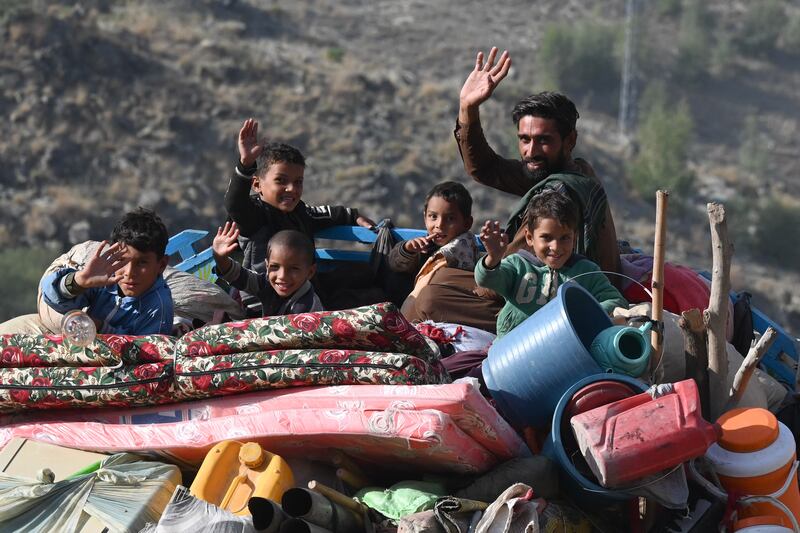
[356, 215, 376, 230]
[74, 241, 130, 289]
[479, 220, 508, 267]
[403, 234, 437, 254]
[212, 222, 240, 259]
[238, 118, 263, 168]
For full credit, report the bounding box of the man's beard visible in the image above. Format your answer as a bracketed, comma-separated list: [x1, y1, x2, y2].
[523, 150, 568, 181]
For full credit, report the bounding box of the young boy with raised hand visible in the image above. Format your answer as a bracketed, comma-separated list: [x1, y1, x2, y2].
[389, 181, 480, 318]
[225, 118, 375, 274]
[0, 207, 174, 336]
[475, 189, 626, 338]
[212, 221, 322, 317]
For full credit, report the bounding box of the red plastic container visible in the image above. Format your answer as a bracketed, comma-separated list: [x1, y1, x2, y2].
[569, 378, 720, 487]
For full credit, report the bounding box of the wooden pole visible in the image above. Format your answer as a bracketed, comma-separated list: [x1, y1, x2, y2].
[649, 190, 669, 379]
[680, 308, 709, 418]
[728, 327, 777, 405]
[705, 202, 734, 420]
[308, 480, 368, 522]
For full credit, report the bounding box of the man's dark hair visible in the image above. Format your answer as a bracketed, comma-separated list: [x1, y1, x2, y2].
[110, 207, 169, 257]
[267, 229, 316, 265]
[524, 189, 579, 232]
[424, 181, 473, 219]
[511, 92, 580, 138]
[256, 142, 306, 178]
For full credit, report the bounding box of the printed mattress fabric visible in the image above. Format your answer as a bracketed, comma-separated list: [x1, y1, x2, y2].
[0, 303, 448, 412]
[0, 383, 528, 473]
[0, 334, 176, 412]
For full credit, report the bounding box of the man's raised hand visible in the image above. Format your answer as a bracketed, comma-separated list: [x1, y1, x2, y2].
[74, 241, 131, 289]
[459, 47, 511, 118]
[212, 221, 241, 260]
[238, 118, 263, 168]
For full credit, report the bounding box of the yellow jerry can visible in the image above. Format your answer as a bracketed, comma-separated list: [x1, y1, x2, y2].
[190, 440, 294, 515]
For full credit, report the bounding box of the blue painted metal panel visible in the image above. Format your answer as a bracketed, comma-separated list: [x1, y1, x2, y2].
[166, 229, 208, 260]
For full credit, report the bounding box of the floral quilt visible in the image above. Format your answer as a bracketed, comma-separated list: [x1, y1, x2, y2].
[176, 349, 448, 400]
[0, 303, 449, 412]
[0, 333, 176, 412]
[176, 302, 438, 361]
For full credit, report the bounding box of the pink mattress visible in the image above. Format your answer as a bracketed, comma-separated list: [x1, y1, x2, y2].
[0, 383, 528, 473]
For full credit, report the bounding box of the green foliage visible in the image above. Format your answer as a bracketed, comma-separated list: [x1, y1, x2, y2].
[738, 115, 770, 178]
[627, 83, 695, 198]
[710, 32, 736, 77]
[655, 0, 682, 18]
[782, 13, 800, 55]
[675, 0, 712, 82]
[0, 247, 55, 322]
[536, 20, 620, 93]
[729, 196, 800, 267]
[326, 47, 345, 63]
[737, 0, 787, 55]
[0, 0, 28, 23]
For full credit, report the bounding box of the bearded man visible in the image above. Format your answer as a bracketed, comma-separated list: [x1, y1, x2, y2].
[454, 47, 621, 278]
[402, 47, 622, 332]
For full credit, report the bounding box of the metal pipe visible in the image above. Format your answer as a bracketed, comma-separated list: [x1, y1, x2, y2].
[282, 488, 362, 533]
[249, 496, 289, 533]
[279, 518, 335, 533]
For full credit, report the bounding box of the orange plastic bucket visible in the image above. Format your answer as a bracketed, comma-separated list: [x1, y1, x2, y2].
[706, 408, 800, 524]
[190, 441, 294, 516]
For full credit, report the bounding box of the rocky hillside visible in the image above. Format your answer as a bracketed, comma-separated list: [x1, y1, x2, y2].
[0, 0, 798, 334]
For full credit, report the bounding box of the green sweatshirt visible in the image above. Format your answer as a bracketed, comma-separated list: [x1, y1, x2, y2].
[474, 250, 628, 338]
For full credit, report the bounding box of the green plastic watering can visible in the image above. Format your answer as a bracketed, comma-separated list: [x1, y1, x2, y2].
[588, 321, 653, 377]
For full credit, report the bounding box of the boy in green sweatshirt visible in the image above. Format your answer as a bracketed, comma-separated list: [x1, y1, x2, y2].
[475, 189, 627, 337]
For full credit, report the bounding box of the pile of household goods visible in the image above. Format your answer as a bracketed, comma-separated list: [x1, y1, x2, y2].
[0, 288, 798, 532]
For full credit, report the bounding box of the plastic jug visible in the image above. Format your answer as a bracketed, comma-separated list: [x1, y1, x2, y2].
[589, 321, 652, 377]
[734, 516, 794, 532]
[706, 408, 800, 525]
[190, 441, 294, 516]
[570, 378, 719, 487]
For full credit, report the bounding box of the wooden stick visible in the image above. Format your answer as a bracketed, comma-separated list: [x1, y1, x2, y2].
[729, 327, 777, 403]
[705, 202, 734, 420]
[336, 468, 371, 490]
[680, 308, 709, 418]
[649, 190, 669, 379]
[308, 480, 367, 524]
[331, 451, 368, 480]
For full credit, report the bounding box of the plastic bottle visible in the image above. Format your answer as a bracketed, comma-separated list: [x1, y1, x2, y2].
[61, 310, 96, 347]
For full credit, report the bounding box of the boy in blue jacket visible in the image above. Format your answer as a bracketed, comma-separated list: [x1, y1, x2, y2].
[475, 190, 626, 337]
[0, 208, 174, 336]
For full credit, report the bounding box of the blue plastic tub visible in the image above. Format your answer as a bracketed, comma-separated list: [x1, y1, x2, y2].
[483, 282, 610, 428]
[543, 373, 649, 509]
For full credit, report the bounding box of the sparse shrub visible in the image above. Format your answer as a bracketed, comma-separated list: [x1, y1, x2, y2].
[536, 20, 620, 93]
[627, 83, 695, 198]
[655, 0, 681, 18]
[781, 13, 800, 55]
[738, 115, 770, 178]
[710, 32, 736, 77]
[675, 0, 712, 82]
[737, 0, 786, 56]
[326, 47, 345, 63]
[746, 198, 800, 267]
[0, 247, 56, 322]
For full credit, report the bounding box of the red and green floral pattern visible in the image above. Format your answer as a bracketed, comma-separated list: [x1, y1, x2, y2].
[0, 334, 175, 368]
[0, 361, 175, 412]
[176, 302, 438, 362]
[176, 349, 449, 400]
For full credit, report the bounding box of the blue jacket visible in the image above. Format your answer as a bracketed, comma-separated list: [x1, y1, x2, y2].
[40, 268, 174, 335]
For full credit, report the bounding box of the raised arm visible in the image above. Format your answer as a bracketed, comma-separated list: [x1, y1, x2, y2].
[212, 221, 240, 274]
[225, 119, 268, 235]
[458, 47, 511, 125]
